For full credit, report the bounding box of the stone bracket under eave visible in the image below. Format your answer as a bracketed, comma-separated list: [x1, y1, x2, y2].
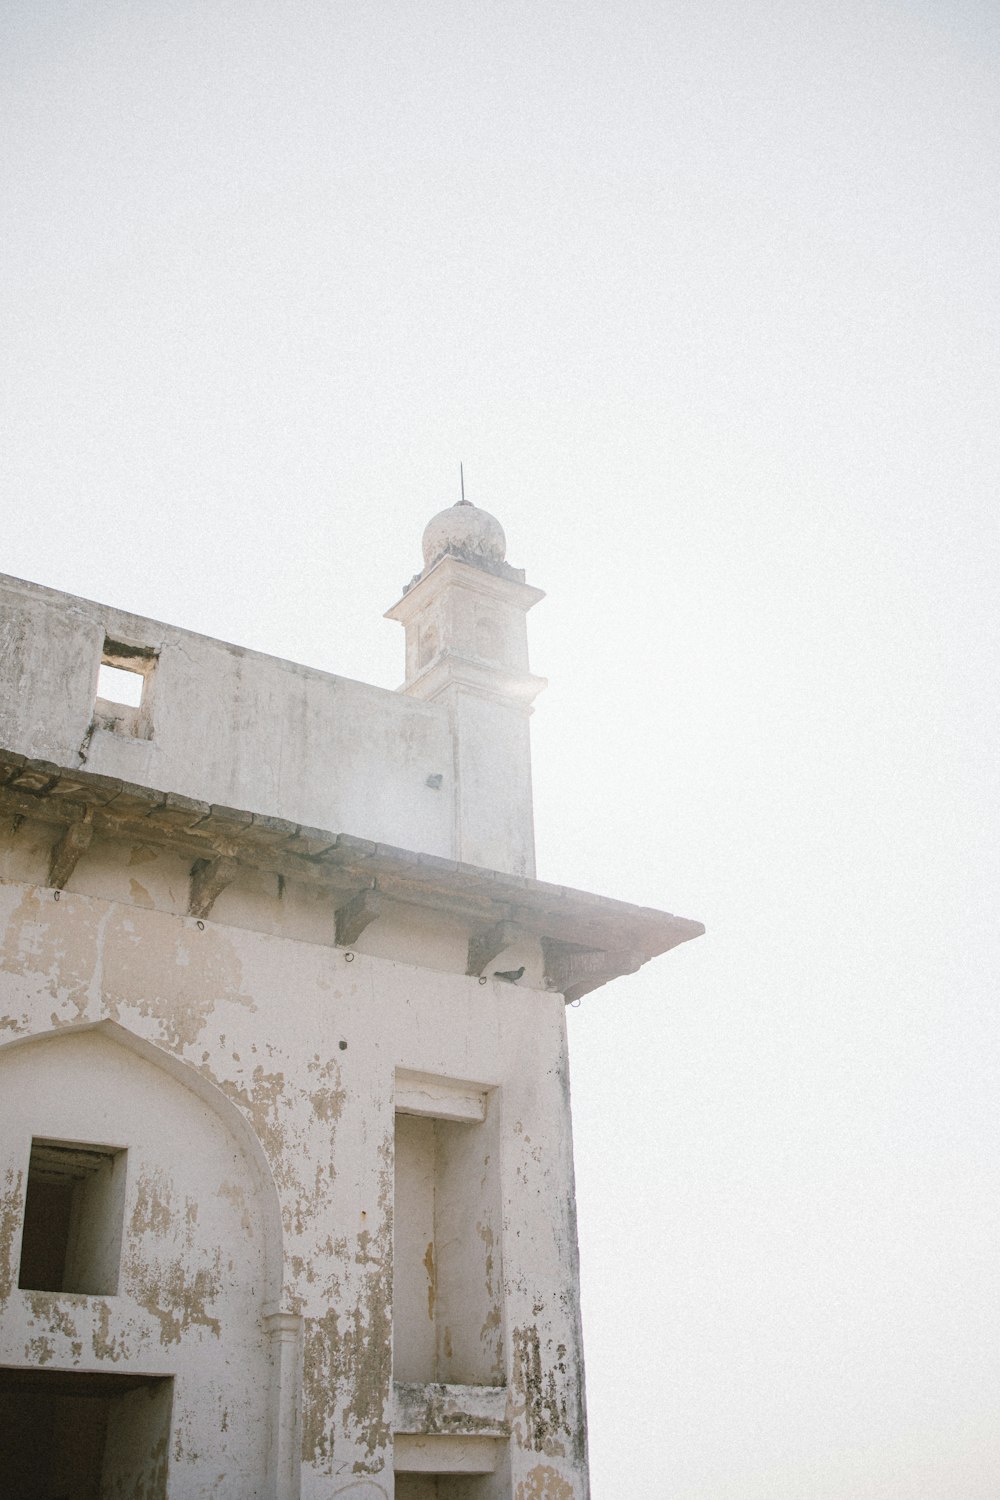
[335, 886, 384, 947]
[542, 937, 646, 1005]
[466, 919, 522, 976]
[48, 815, 94, 890]
[188, 855, 240, 919]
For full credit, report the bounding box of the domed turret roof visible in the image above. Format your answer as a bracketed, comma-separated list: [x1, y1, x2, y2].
[421, 500, 507, 572]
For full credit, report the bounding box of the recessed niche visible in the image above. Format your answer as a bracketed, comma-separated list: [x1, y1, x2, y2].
[394, 1073, 503, 1387]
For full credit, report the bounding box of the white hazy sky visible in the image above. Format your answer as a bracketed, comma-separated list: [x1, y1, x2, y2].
[3, 3, 998, 1496]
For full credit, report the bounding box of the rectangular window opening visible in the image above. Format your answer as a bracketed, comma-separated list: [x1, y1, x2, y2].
[96, 662, 144, 708]
[18, 1138, 128, 1297]
[94, 637, 157, 738]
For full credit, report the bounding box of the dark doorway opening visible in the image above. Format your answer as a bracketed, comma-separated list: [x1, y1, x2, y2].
[0, 1367, 172, 1500]
[395, 1476, 493, 1499]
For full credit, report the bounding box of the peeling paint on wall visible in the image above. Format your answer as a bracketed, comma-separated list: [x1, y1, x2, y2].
[515, 1465, 574, 1500]
[24, 1333, 55, 1364]
[0, 1164, 23, 1304]
[102, 910, 257, 1050]
[91, 1300, 129, 1362]
[0, 887, 101, 1017]
[209, 1066, 290, 1178]
[25, 1291, 81, 1344]
[301, 1134, 394, 1474]
[124, 1167, 229, 1344]
[128, 1254, 223, 1346]
[130, 1167, 175, 1239]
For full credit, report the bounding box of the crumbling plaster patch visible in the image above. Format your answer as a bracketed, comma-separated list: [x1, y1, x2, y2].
[515, 1466, 574, 1500]
[125, 1168, 224, 1346]
[91, 1299, 129, 1362]
[101, 906, 257, 1051]
[301, 1132, 394, 1475]
[0, 1164, 23, 1304]
[0, 885, 107, 1020]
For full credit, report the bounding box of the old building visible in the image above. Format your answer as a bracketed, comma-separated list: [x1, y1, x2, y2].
[0, 500, 702, 1499]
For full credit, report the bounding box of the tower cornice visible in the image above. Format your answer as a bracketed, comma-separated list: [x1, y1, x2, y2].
[385, 553, 545, 626]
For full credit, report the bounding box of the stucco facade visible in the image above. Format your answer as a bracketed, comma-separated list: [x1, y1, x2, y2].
[0, 502, 702, 1498]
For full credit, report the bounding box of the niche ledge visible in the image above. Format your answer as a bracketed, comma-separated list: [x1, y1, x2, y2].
[392, 1380, 508, 1437]
[394, 1432, 503, 1475]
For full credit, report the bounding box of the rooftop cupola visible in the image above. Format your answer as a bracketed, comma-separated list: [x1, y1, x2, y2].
[385, 495, 546, 876]
[420, 498, 515, 578]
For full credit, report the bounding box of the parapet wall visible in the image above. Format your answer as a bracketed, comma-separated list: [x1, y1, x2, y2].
[0, 573, 457, 859]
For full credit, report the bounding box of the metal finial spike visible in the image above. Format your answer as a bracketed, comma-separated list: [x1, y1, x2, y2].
[458, 462, 470, 505]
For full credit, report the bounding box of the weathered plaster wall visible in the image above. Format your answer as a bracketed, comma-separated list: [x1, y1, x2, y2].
[0, 873, 590, 1498]
[448, 691, 537, 879]
[0, 487, 711, 1500]
[0, 1026, 274, 1496]
[0, 520, 606, 1497]
[0, 574, 457, 861]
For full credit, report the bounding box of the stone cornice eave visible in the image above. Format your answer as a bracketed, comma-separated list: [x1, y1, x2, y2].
[0, 749, 704, 1003]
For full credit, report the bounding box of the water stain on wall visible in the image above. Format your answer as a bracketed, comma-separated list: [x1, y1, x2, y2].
[511, 1325, 570, 1459]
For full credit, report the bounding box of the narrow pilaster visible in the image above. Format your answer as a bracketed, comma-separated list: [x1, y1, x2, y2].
[265, 1308, 303, 1500]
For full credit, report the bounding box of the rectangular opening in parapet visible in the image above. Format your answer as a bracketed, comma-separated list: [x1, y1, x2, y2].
[97, 662, 144, 707]
[18, 1139, 127, 1296]
[0, 1367, 172, 1500]
[94, 638, 157, 738]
